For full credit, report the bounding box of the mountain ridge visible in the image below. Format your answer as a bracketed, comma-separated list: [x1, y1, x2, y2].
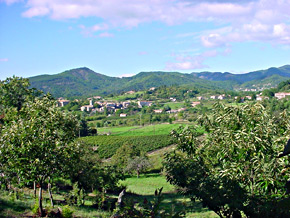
[29, 65, 290, 97]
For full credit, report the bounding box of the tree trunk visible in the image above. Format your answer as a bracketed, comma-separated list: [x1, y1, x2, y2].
[38, 186, 44, 217]
[48, 182, 54, 207]
[137, 170, 140, 178]
[33, 181, 37, 199]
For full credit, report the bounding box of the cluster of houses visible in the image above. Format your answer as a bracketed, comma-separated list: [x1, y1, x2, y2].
[196, 94, 230, 101]
[274, 92, 290, 99]
[57, 91, 290, 117]
[152, 108, 186, 114]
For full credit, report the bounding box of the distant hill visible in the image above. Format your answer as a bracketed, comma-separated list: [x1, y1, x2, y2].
[29, 65, 290, 97]
[192, 65, 290, 84]
[29, 68, 236, 97]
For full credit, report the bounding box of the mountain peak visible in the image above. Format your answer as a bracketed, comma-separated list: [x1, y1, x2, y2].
[62, 67, 105, 80]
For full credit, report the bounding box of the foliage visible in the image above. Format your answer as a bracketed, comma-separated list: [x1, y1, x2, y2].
[164, 103, 290, 217]
[80, 134, 174, 159]
[31, 200, 39, 215]
[69, 141, 124, 196]
[64, 183, 86, 206]
[0, 76, 41, 111]
[0, 78, 80, 216]
[111, 144, 142, 169]
[125, 156, 151, 178]
[61, 205, 74, 218]
[277, 78, 290, 91]
[0, 95, 79, 185]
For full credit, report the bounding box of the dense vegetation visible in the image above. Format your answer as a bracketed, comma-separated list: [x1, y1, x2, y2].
[0, 77, 124, 217]
[164, 103, 290, 217]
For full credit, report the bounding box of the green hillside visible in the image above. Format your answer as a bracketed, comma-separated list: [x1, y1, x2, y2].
[192, 65, 290, 84]
[28, 65, 290, 98]
[29, 68, 236, 97]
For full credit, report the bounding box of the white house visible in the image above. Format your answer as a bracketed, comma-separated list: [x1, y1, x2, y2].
[138, 101, 152, 108]
[275, 92, 290, 100]
[153, 109, 163, 113]
[192, 102, 201, 107]
[218, 95, 226, 100]
[57, 99, 70, 107]
[81, 105, 94, 112]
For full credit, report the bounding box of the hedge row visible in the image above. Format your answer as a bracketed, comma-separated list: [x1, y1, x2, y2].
[79, 135, 174, 159]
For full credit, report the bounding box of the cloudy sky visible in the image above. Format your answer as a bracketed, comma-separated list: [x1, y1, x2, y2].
[1, 0, 290, 80]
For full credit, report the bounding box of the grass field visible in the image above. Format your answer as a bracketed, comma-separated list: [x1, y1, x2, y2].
[0, 190, 112, 218]
[163, 102, 185, 109]
[97, 123, 189, 136]
[120, 173, 218, 218]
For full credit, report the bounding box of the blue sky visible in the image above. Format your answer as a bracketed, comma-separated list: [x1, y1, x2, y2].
[1, 0, 290, 80]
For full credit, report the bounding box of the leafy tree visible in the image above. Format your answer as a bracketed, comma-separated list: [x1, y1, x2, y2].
[111, 144, 141, 170]
[277, 79, 290, 91]
[0, 95, 79, 216]
[262, 89, 274, 98]
[0, 76, 41, 111]
[125, 156, 151, 178]
[164, 103, 290, 217]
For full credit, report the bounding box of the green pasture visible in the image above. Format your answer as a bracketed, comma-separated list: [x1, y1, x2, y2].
[97, 123, 187, 136]
[120, 173, 218, 218]
[163, 101, 185, 109]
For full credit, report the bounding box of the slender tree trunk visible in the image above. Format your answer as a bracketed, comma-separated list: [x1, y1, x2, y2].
[33, 181, 37, 199]
[48, 182, 54, 207]
[38, 186, 44, 217]
[137, 170, 140, 178]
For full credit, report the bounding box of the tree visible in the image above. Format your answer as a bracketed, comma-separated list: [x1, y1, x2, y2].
[0, 76, 41, 111]
[0, 95, 79, 216]
[125, 156, 151, 178]
[262, 89, 274, 98]
[164, 103, 290, 217]
[111, 144, 141, 170]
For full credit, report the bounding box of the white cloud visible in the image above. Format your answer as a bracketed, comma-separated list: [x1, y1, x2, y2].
[4, 0, 290, 46]
[118, 73, 136, 78]
[1, 0, 22, 5]
[98, 32, 114, 38]
[79, 23, 111, 37]
[165, 49, 221, 70]
[0, 58, 8, 62]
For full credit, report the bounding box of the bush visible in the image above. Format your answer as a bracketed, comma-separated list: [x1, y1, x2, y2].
[61, 205, 74, 218]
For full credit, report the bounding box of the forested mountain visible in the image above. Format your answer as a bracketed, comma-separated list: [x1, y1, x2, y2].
[192, 65, 290, 83]
[29, 68, 236, 97]
[29, 65, 290, 97]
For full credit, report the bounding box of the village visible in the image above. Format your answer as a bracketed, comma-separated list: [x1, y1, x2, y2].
[56, 88, 290, 118]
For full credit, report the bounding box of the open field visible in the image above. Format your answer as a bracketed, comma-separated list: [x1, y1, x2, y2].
[163, 102, 185, 109]
[120, 173, 218, 218]
[97, 123, 191, 136]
